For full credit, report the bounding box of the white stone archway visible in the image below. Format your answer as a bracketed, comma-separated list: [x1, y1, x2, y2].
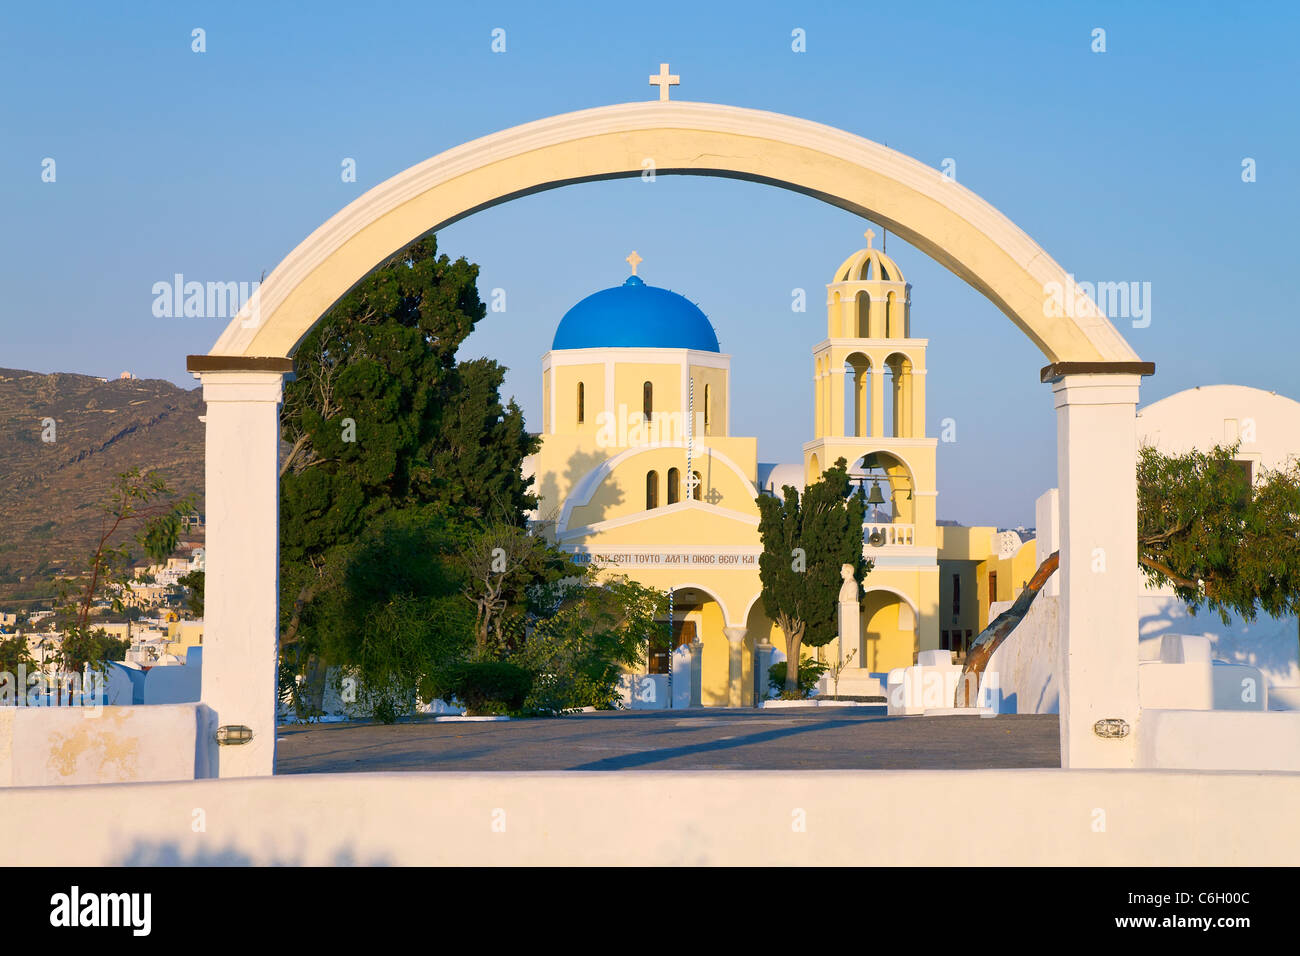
[191, 99, 1151, 776]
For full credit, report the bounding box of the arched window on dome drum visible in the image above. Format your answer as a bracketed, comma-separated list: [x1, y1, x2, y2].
[692, 472, 702, 501]
[703, 384, 711, 433]
[855, 291, 870, 337]
[576, 382, 584, 425]
[646, 471, 659, 510]
[667, 468, 680, 504]
[643, 381, 653, 420]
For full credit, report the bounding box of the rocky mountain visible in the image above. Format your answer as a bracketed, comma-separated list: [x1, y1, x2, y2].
[0, 368, 205, 604]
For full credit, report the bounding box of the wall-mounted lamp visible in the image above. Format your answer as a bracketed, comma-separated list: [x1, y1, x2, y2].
[216, 725, 254, 746]
[1093, 718, 1130, 739]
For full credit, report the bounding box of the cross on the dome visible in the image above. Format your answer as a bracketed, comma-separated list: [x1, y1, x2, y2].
[626, 250, 643, 275]
[649, 63, 680, 101]
[864, 229, 875, 249]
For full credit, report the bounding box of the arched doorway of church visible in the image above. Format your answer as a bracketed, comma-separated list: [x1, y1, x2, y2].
[659, 586, 731, 707]
[861, 589, 919, 673]
[743, 595, 783, 706]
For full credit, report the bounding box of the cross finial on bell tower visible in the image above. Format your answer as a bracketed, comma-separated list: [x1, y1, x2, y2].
[626, 250, 643, 275]
[864, 229, 875, 249]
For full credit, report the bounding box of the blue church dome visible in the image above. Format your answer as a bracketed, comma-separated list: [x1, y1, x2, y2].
[552, 275, 720, 352]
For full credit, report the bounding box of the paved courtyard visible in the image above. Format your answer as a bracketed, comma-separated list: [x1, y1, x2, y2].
[276, 709, 1060, 773]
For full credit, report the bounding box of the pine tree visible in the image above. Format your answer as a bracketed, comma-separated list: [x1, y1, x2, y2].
[756, 458, 870, 694]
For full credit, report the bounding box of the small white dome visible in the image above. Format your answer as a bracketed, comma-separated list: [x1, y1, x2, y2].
[757, 462, 805, 495]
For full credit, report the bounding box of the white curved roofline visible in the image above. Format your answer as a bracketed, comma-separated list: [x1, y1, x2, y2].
[1139, 384, 1299, 414]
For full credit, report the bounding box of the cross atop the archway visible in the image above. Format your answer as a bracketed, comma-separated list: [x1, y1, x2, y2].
[626, 250, 643, 275]
[864, 228, 875, 249]
[649, 63, 680, 101]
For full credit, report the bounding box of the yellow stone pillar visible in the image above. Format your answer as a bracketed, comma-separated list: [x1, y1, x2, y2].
[911, 369, 926, 438]
[870, 364, 885, 437]
[855, 369, 869, 437]
[813, 363, 823, 437]
[724, 627, 748, 707]
[869, 297, 886, 338]
[830, 366, 846, 436]
[899, 368, 912, 438]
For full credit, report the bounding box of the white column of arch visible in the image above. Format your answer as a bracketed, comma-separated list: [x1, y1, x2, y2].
[194, 366, 286, 778]
[1051, 369, 1144, 768]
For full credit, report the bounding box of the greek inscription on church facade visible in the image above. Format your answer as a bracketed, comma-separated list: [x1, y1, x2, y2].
[569, 550, 759, 568]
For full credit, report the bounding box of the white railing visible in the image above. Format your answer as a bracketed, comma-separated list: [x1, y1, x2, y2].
[863, 522, 915, 546]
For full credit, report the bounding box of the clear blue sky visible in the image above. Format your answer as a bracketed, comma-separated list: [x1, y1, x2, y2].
[2, 1, 1296, 527]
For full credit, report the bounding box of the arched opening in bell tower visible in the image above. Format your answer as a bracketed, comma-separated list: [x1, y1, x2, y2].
[855, 450, 917, 528]
[883, 351, 914, 439]
[843, 352, 872, 438]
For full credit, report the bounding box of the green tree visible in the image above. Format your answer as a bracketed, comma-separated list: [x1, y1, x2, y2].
[1138, 442, 1300, 624]
[431, 358, 538, 525]
[508, 575, 661, 715]
[756, 457, 871, 694]
[277, 236, 538, 703]
[57, 629, 128, 676]
[461, 520, 570, 654]
[0, 633, 35, 678]
[177, 570, 204, 617]
[283, 508, 474, 722]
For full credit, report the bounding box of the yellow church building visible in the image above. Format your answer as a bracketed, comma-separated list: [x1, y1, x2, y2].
[525, 237, 1036, 706]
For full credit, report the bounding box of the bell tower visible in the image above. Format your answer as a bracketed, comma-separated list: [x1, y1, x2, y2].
[803, 231, 938, 548]
[802, 231, 942, 669]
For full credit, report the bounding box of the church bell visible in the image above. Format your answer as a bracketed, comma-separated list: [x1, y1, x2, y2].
[866, 480, 886, 505]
